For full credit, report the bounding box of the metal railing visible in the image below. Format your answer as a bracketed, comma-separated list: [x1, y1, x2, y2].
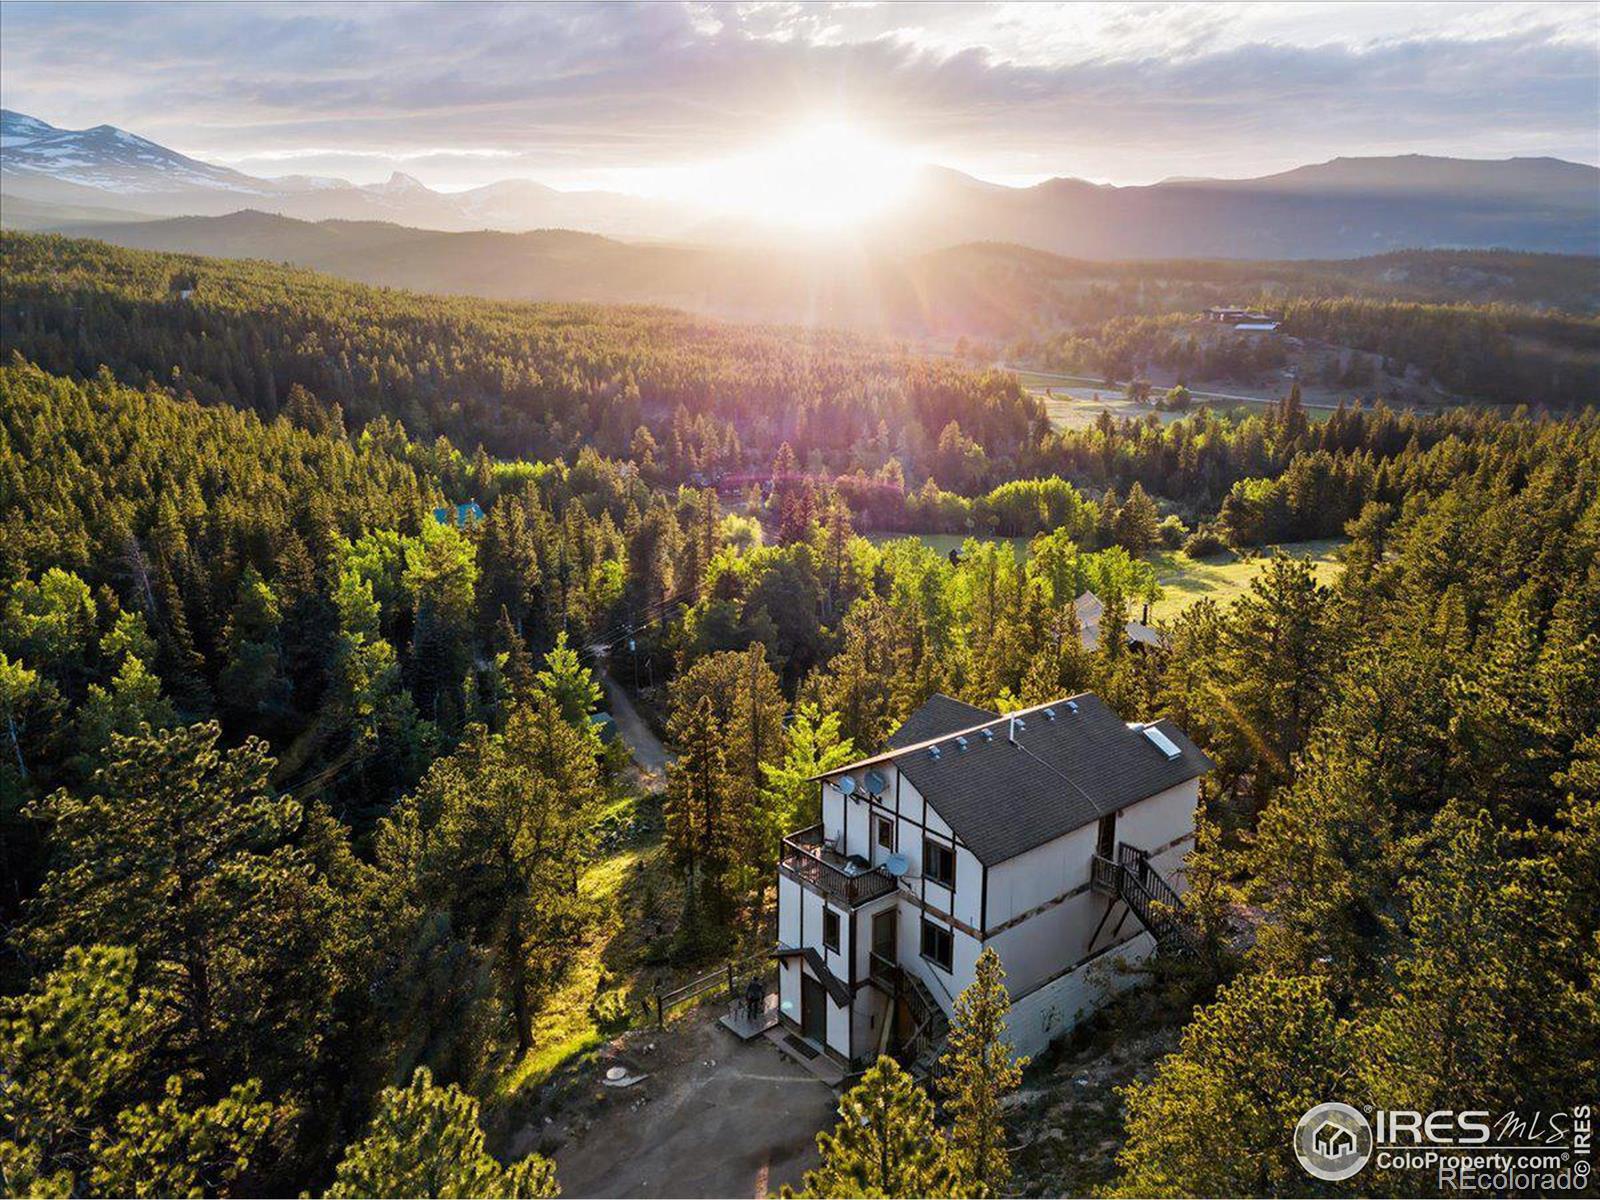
[780, 824, 898, 906]
[869, 950, 901, 988]
[1115, 843, 1198, 955]
[1090, 853, 1120, 895]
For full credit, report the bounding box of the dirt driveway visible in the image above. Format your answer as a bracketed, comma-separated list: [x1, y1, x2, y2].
[599, 670, 670, 783]
[552, 1015, 837, 1198]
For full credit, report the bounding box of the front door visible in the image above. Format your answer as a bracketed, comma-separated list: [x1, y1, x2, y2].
[872, 909, 898, 967]
[801, 973, 827, 1043]
[1097, 811, 1118, 860]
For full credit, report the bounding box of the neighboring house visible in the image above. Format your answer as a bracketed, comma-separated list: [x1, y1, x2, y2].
[1074, 591, 1161, 652]
[590, 711, 619, 744]
[1205, 305, 1278, 324]
[774, 691, 1211, 1072]
[432, 501, 485, 525]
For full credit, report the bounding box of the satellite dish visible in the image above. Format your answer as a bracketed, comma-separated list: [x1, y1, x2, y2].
[884, 853, 909, 878]
[837, 776, 857, 796]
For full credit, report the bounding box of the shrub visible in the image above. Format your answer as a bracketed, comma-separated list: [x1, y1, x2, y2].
[1182, 526, 1226, 558]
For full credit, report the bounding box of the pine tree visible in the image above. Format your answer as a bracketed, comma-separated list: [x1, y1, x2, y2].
[400, 697, 600, 1052]
[23, 723, 338, 1095]
[1112, 482, 1161, 557]
[1358, 803, 1590, 1114]
[325, 1068, 558, 1199]
[0, 946, 156, 1165]
[938, 947, 1027, 1197]
[759, 702, 855, 845]
[87, 1076, 281, 1200]
[791, 1056, 960, 1199]
[0, 946, 286, 1198]
[532, 631, 603, 730]
[1111, 973, 1353, 1197]
[664, 695, 734, 931]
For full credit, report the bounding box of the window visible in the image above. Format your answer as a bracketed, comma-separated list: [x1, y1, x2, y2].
[920, 918, 953, 972]
[924, 838, 955, 889]
[875, 814, 896, 852]
[822, 908, 841, 954]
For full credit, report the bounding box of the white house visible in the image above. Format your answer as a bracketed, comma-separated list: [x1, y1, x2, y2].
[773, 691, 1210, 1070]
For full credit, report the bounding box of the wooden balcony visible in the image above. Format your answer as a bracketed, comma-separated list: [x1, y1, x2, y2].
[780, 824, 898, 907]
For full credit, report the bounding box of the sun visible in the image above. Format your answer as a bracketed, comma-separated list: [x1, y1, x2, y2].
[665, 121, 917, 230]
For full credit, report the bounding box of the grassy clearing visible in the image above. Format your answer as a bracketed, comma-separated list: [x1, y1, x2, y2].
[862, 530, 1032, 559]
[1147, 539, 1345, 621]
[1038, 388, 1191, 431]
[494, 794, 675, 1101]
[861, 530, 1345, 617]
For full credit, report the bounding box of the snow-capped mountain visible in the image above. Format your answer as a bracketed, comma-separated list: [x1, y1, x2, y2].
[0, 109, 695, 236]
[1, 109, 266, 194]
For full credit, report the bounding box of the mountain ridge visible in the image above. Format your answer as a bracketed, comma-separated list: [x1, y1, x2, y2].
[4, 108, 1597, 257]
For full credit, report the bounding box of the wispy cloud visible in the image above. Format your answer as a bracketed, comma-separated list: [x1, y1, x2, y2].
[1, 1, 1594, 188]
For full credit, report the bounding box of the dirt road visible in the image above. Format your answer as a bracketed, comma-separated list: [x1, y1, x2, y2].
[553, 1015, 836, 1198]
[600, 670, 669, 782]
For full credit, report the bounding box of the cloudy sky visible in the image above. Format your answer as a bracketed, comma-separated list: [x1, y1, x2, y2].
[1, 1, 1596, 192]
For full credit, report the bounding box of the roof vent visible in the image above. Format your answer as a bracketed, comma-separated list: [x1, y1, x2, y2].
[1008, 716, 1027, 745]
[1142, 725, 1182, 760]
[1066, 700, 1079, 714]
[1042, 707, 1057, 721]
[955, 736, 969, 752]
[980, 729, 995, 742]
[928, 744, 942, 761]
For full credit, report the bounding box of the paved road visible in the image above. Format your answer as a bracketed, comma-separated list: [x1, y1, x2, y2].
[600, 670, 670, 781]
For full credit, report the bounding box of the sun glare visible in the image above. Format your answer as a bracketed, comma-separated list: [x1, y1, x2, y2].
[663, 121, 916, 230]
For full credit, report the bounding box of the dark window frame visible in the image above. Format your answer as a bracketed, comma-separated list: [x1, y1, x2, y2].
[920, 917, 954, 972]
[875, 813, 896, 852]
[822, 908, 841, 954]
[924, 837, 956, 889]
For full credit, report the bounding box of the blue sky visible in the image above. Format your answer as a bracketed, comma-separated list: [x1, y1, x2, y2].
[1, 1, 1595, 190]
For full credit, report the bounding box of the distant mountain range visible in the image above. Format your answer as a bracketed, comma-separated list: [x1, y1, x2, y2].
[3, 108, 1597, 258]
[9, 207, 1596, 340]
[0, 110, 698, 239]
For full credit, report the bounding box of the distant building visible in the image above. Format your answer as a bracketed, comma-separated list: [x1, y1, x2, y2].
[1205, 306, 1279, 328]
[590, 712, 618, 745]
[1074, 591, 1161, 651]
[432, 501, 485, 526]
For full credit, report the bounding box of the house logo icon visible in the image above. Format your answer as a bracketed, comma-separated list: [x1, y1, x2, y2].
[1294, 1102, 1373, 1181]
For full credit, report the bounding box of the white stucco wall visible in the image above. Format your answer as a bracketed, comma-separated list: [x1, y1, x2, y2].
[1114, 779, 1199, 862]
[984, 822, 1098, 927]
[1004, 932, 1158, 1059]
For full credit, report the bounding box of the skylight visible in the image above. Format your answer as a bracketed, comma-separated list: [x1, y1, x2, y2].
[1142, 725, 1182, 759]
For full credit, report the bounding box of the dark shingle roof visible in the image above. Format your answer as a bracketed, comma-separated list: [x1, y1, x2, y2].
[886, 693, 996, 749]
[875, 693, 1212, 867]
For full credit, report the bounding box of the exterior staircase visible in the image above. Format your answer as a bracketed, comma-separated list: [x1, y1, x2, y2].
[1098, 843, 1201, 956]
[870, 953, 950, 1081]
[900, 970, 950, 1080]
